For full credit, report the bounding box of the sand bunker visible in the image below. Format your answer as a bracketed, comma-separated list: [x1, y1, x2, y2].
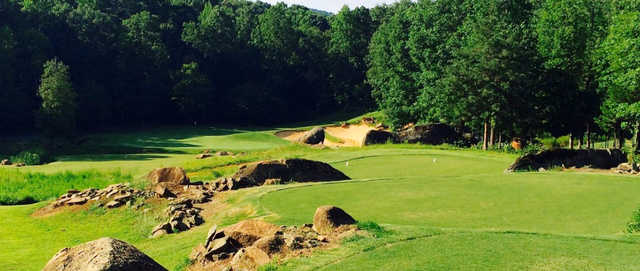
[276, 124, 376, 147]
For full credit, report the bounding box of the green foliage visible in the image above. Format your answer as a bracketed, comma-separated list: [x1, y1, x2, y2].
[627, 207, 640, 233]
[10, 150, 46, 165]
[357, 221, 391, 238]
[0, 169, 132, 205]
[36, 58, 77, 138]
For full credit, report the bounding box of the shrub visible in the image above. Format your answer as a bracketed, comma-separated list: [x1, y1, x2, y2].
[10, 150, 44, 165]
[626, 208, 640, 233]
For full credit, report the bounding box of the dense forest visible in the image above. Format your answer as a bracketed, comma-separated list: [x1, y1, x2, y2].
[2, 0, 640, 151]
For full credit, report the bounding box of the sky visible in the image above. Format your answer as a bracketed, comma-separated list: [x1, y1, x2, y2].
[259, 0, 399, 13]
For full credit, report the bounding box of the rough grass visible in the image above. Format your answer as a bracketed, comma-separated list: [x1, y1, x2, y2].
[0, 169, 132, 205]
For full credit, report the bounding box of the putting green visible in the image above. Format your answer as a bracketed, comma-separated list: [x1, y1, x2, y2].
[259, 151, 640, 270]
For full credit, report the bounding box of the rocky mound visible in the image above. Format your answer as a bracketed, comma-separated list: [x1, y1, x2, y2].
[362, 130, 397, 145]
[397, 123, 462, 145]
[312, 206, 357, 235]
[189, 206, 360, 271]
[151, 198, 204, 237]
[50, 184, 148, 209]
[148, 167, 214, 202]
[297, 127, 325, 145]
[43, 237, 167, 271]
[209, 159, 350, 191]
[507, 149, 627, 172]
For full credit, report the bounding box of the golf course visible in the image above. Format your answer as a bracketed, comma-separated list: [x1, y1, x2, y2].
[2, 119, 640, 271]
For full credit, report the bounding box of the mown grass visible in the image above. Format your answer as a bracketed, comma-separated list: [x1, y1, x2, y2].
[0, 169, 132, 205]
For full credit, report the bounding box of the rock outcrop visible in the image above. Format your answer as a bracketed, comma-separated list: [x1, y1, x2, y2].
[362, 130, 397, 145]
[151, 198, 204, 237]
[396, 123, 462, 145]
[51, 184, 147, 209]
[1, 159, 10, 166]
[312, 206, 357, 235]
[189, 214, 360, 271]
[297, 127, 325, 145]
[147, 167, 190, 186]
[42, 237, 167, 271]
[208, 159, 349, 191]
[507, 149, 627, 172]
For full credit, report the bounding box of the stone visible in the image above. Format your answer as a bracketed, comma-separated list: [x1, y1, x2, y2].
[205, 236, 237, 257]
[362, 130, 397, 146]
[396, 123, 465, 146]
[216, 151, 232, 156]
[254, 235, 285, 255]
[15, 162, 25, 167]
[538, 167, 546, 172]
[154, 183, 176, 198]
[312, 206, 357, 235]
[0, 159, 10, 165]
[297, 127, 325, 145]
[231, 159, 350, 186]
[147, 167, 190, 185]
[151, 223, 172, 238]
[67, 197, 88, 206]
[42, 237, 167, 271]
[196, 153, 212, 159]
[205, 225, 221, 248]
[507, 149, 627, 172]
[231, 247, 271, 269]
[106, 200, 123, 209]
[263, 178, 281, 185]
[224, 220, 280, 247]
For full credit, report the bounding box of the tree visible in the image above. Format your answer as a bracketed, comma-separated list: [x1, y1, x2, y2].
[36, 58, 77, 138]
[600, 10, 640, 151]
[171, 62, 213, 123]
[367, 1, 418, 127]
[535, 0, 608, 148]
[328, 6, 375, 108]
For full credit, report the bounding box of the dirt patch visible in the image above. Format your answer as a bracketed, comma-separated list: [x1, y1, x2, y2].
[274, 130, 306, 142]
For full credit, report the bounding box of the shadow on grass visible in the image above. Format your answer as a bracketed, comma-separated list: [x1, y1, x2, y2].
[56, 154, 171, 162]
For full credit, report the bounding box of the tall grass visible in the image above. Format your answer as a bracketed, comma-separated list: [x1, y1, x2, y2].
[0, 169, 132, 205]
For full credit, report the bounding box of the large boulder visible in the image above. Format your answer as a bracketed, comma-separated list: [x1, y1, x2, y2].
[396, 123, 462, 145]
[507, 149, 627, 172]
[312, 206, 357, 235]
[147, 167, 189, 185]
[297, 127, 325, 145]
[42, 237, 167, 271]
[362, 130, 397, 145]
[232, 159, 350, 186]
[223, 220, 280, 247]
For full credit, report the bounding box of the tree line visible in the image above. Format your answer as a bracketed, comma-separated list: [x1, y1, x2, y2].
[369, 0, 640, 151]
[3, 0, 640, 152]
[1, 0, 379, 135]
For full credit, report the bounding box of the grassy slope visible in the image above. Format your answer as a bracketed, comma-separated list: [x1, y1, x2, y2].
[2, 123, 640, 270]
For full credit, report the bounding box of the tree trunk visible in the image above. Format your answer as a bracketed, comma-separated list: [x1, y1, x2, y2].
[498, 133, 502, 148]
[483, 119, 488, 151]
[635, 123, 640, 153]
[578, 134, 583, 149]
[586, 123, 591, 149]
[569, 133, 574, 150]
[615, 121, 622, 149]
[489, 122, 495, 148]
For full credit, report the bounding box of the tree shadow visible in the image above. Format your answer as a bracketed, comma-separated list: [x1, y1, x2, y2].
[55, 154, 171, 162]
